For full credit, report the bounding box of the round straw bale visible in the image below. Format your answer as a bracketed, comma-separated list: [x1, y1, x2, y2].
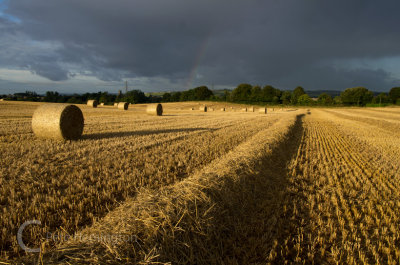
[221, 107, 226, 111]
[242, 107, 247, 112]
[114, 102, 118, 107]
[118, 102, 129, 110]
[100, 103, 104, 106]
[259, 107, 267, 114]
[199, 105, 207, 112]
[190, 107, 194, 110]
[32, 104, 84, 140]
[248, 106, 254, 112]
[87, 99, 98, 108]
[0, 98, 4, 101]
[147, 103, 163, 116]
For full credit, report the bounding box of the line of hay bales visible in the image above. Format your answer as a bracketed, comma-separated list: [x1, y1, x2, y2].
[32, 101, 269, 141]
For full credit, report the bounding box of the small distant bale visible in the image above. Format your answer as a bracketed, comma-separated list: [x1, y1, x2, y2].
[259, 107, 267, 114]
[249, 106, 254, 112]
[114, 102, 118, 107]
[242, 107, 247, 112]
[87, 100, 98, 108]
[221, 107, 225, 111]
[199, 105, 207, 112]
[190, 107, 194, 110]
[147, 103, 163, 116]
[32, 104, 84, 140]
[209, 108, 214, 111]
[0, 98, 4, 101]
[100, 103, 104, 106]
[118, 102, 129, 110]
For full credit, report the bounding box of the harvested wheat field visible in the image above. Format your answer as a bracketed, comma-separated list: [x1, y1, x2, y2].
[1, 101, 400, 264]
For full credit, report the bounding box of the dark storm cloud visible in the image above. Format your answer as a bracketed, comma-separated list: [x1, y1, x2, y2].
[2, 0, 400, 91]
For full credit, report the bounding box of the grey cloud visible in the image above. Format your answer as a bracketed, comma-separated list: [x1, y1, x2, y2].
[1, 0, 400, 91]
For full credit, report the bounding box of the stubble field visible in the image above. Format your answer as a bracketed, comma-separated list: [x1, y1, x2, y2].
[0, 101, 399, 264]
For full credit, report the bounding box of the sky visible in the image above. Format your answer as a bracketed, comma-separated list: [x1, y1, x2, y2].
[1, 0, 400, 94]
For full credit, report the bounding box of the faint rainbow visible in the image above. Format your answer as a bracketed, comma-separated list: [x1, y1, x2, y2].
[185, 33, 212, 89]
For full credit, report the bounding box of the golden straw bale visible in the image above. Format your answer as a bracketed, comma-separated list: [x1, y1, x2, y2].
[118, 102, 129, 110]
[199, 105, 207, 112]
[249, 106, 254, 112]
[114, 102, 118, 107]
[146, 103, 163, 116]
[242, 107, 247, 112]
[221, 107, 225, 111]
[32, 104, 84, 140]
[87, 100, 98, 108]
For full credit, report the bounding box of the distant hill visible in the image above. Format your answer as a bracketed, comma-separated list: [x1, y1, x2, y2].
[212, 89, 231, 97]
[306, 90, 342, 98]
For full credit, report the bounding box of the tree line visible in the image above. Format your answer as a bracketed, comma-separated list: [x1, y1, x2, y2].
[161, 84, 400, 106]
[2, 85, 400, 106]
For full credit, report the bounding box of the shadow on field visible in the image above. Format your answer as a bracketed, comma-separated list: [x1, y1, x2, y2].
[83, 127, 217, 140]
[154, 114, 307, 264]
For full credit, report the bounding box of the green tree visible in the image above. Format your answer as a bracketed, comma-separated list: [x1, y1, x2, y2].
[44, 91, 60, 102]
[261, 85, 280, 102]
[67, 97, 82, 104]
[123, 90, 147, 104]
[180, 90, 194, 101]
[372, 93, 390, 105]
[250, 85, 262, 102]
[297, 94, 312, 105]
[171, 92, 182, 102]
[193, 86, 213, 100]
[99, 92, 109, 104]
[333, 96, 342, 105]
[340, 87, 373, 106]
[281, 91, 292, 105]
[317, 93, 333, 105]
[231, 83, 252, 102]
[222, 90, 231, 101]
[291, 86, 306, 104]
[162, 92, 171, 102]
[389, 87, 400, 104]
